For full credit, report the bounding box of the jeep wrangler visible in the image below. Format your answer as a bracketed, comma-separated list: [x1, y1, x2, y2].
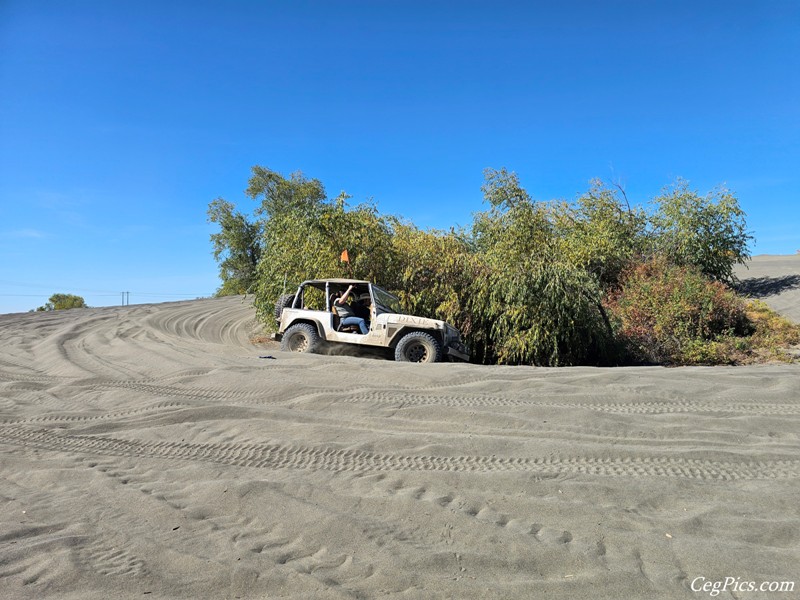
[271, 279, 469, 363]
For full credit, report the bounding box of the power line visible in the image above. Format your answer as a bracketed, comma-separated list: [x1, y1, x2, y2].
[0, 280, 122, 294]
[0, 290, 211, 298]
[0, 294, 57, 297]
[0, 281, 212, 297]
[0, 293, 212, 297]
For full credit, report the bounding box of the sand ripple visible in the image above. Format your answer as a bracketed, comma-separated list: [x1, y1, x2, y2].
[1, 294, 798, 599]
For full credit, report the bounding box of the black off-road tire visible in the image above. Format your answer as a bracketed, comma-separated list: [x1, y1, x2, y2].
[274, 294, 295, 324]
[280, 323, 322, 354]
[394, 332, 442, 363]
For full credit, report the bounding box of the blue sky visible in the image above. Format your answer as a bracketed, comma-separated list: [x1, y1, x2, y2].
[1, 0, 798, 313]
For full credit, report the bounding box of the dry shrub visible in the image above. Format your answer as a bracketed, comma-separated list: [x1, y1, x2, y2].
[605, 257, 751, 364]
[738, 300, 800, 363]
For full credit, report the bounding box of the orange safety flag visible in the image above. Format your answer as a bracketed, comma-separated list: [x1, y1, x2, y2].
[340, 249, 350, 263]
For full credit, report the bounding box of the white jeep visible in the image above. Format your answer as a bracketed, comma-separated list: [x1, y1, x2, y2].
[271, 278, 469, 363]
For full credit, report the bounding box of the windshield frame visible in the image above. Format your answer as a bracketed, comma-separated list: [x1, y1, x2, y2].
[370, 284, 401, 315]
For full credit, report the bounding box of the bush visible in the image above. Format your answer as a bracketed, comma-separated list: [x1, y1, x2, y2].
[649, 180, 752, 283]
[243, 168, 396, 324]
[553, 180, 648, 289]
[738, 300, 800, 363]
[605, 257, 751, 364]
[37, 293, 88, 311]
[210, 166, 769, 367]
[474, 259, 616, 366]
[207, 198, 262, 296]
[471, 169, 617, 365]
[385, 221, 477, 337]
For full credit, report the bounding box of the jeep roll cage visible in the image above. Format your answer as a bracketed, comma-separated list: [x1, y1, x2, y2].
[288, 279, 400, 316]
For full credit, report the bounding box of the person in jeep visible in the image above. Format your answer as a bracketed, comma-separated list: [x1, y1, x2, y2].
[331, 285, 368, 334]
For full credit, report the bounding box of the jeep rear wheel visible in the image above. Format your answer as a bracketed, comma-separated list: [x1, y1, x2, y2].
[394, 332, 442, 363]
[280, 323, 322, 354]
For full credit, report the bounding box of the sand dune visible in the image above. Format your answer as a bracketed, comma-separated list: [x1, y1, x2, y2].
[735, 254, 800, 322]
[1, 257, 798, 599]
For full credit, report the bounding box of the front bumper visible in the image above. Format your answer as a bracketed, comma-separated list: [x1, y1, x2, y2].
[443, 342, 470, 362]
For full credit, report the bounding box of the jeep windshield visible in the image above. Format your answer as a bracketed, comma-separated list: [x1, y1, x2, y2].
[372, 285, 401, 315]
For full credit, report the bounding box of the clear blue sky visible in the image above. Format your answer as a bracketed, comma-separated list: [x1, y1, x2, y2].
[1, 0, 798, 313]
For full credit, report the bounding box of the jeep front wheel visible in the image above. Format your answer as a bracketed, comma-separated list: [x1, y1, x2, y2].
[280, 323, 322, 354]
[394, 332, 442, 363]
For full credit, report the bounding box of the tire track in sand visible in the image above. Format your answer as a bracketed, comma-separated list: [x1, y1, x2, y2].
[0, 401, 189, 425]
[1, 425, 797, 480]
[86, 380, 267, 402]
[339, 390, 800, 416]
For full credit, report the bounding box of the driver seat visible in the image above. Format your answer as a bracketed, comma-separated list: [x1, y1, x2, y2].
[331, 310, 360, 333]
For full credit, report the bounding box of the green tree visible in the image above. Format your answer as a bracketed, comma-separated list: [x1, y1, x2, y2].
[207, 198, 262, 296]
[554, 180, 648, 289]
[470, 168, 615, 365]
[37, 293, 87, 311]
[649, 179, 752, 283]
[209, 166, 759, 367]
[243, 167, 395, 322]
[386, 220, 477, 336]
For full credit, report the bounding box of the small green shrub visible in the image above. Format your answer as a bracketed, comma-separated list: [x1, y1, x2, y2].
[37, 293, 88, 311]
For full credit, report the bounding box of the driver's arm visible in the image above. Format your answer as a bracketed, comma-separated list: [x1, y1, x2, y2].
[339, 285, 354, 303]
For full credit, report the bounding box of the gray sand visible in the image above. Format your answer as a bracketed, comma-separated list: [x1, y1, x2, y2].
[736, 254, 800, 322]
[1, 255, 798, 599]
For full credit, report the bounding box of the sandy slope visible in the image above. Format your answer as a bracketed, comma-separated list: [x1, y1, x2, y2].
[735, 254, 800, 322]
[1, 259, 799, 599]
